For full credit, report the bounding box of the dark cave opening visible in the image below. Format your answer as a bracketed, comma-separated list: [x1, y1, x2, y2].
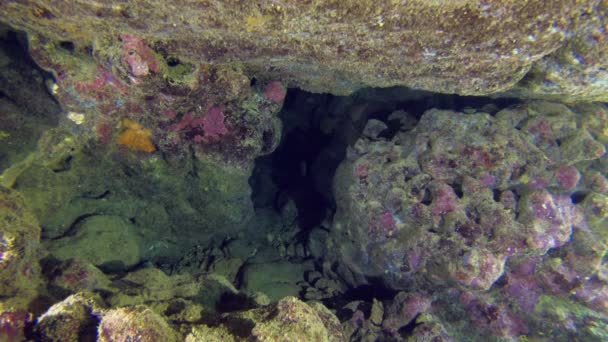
[0, 24, 61, 172]
[0, 24, 59, 104]
[249, 86, 520, 235]
[2, 12, 607, 341]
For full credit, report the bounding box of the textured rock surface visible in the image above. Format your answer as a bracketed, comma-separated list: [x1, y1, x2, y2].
[0, 187, 42, 307]
[0, 1, 606, 101]
[0, 187, 43, 341]
[330, 101, 606, 291]
[216, 296, 346, 342]
[48, 215, 143, 271]
[98, 306, 179, 342]
[0, 25, 60, 172]
[241, 260, 314, 302]
[34, 292, 104, 342]
[327, 101, 608, 340]
[32, 264, 346, 341]
[4, 127, 258, 264]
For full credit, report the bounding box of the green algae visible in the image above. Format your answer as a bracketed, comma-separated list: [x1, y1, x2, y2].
[535, 295, 608, 340]
[163, 59, 196, 87]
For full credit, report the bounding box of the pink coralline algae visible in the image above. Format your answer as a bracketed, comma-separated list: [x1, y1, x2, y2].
[383, 292, 432, 334]
[354, 163, 368, 178]
[74, 68, 128, 98]
[431, 183, 458, 215]
[481, 174, 496, 187]
[199, 105, 228, 141]
[505, 258, 542, 311]
[461, 293, 528, 338]
[380, 211, 396, 230]
[264, 80, 287, 103]
[125, 52, 149, 77]
[162, 109, 178, 119]
[168, 106, 228, 143]
[574, 278, 608, 312]
[454, 250, 506, 290]
[325, 101, 608, 339]
[556, 165, 580, 190]
[169, 112, 194, 132]
[121, 34, 159, 77]
[523, 190, 578, 252]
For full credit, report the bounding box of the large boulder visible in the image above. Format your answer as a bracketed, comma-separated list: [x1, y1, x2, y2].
[47, 215, 143, 272]
[7, 128, 258, 264]
[328, 101, 607, 291]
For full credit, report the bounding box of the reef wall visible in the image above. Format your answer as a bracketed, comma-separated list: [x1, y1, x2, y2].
[1, 1, 608, 341]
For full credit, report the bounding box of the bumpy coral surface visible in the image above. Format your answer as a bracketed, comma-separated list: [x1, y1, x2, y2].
[329, 101, 608, 339]
[35, 292, 104, 342]
[98, 306, 178, 342]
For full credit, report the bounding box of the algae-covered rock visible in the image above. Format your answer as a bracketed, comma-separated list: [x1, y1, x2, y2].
[187, 296, 345, 342]
[47, 215, 142, 272]
[248, 297, 342, 342]
[0, 186, 42, 309]
[106, 267, 200, 307]
[329, 101, 606, 291]
[327, 101, 608, 340]
[10, 128, 257, 265]
[0, 186, 43, 341]
[98, 305, 178, 342]
[0, 1, 607, 101]
[186, 324, 240, 342]
[241, 260, 313, 302]
[34, 292, 105, 342]
[47, 259, 112, 296]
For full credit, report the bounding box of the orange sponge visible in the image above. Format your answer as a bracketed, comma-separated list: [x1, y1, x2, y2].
[117, 119, 156, 153]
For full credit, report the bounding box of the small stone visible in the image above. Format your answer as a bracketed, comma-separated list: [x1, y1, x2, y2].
[305, 271, 323, 285]
[252, 292, 271, 306]
[287, 243, 296, 257]
[209, 258, 244, 284]
[370, 298, 384, 326]
[362, 119, 388, 139]
[314, 278, 333, 291]
[303, 287, 324, 301]
[343, 301, 364, 313]
[295, 244, 307, 258]
[387, 110, 417, 131]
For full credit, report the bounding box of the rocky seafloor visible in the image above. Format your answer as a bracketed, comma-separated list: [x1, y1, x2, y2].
[0, 1, 607, 341]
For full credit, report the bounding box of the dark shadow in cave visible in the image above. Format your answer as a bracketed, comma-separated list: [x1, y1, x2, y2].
[0, 23, 61, 172]
[248, 86, 520, 235]
[0, 23, 60, 109]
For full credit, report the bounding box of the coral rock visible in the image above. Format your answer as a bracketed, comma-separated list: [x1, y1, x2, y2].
[98, 306, 178, 342]
[264, 81, 287, 103]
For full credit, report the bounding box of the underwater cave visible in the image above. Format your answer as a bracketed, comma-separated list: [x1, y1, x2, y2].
[1, 4, 608, 341]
